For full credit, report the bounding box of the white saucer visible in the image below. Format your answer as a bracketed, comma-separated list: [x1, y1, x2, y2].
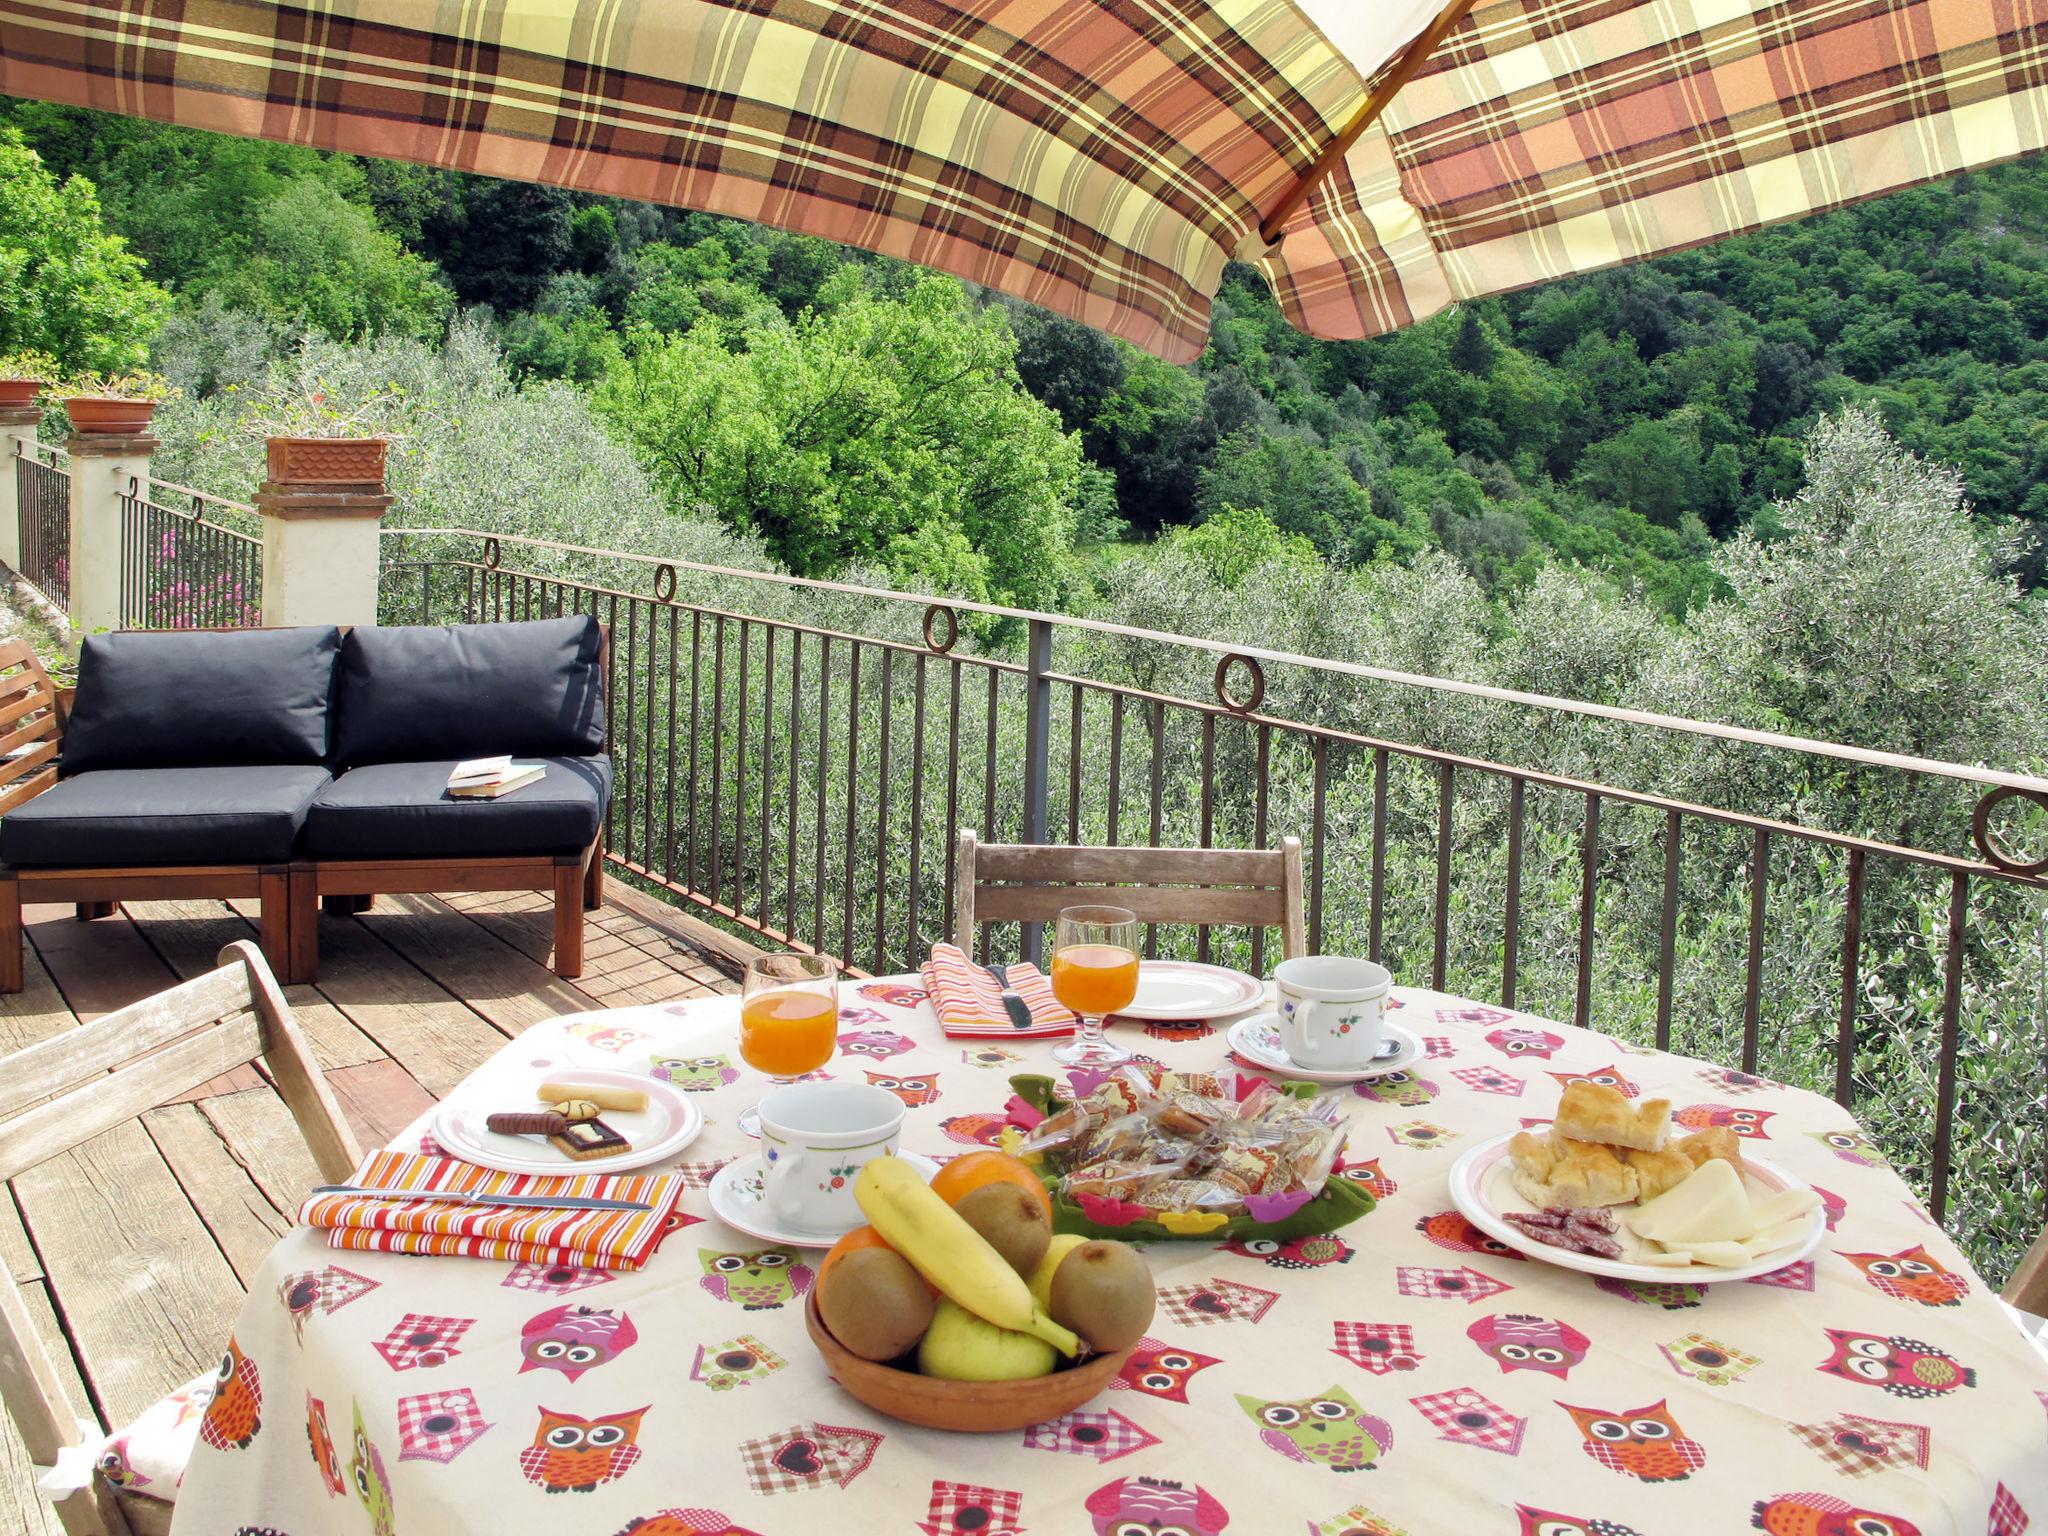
[1226, 1014, 1423, 1084]
[1114, 961, 1265, 1020]
[708, 1151, 942, 1248]
[429, 1067, 702, 1174]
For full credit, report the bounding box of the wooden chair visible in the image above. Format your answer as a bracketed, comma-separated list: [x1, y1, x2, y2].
[953, 831, 1307, 960]
[0, 940, 361, 1536]
[2006, 1232, 2048, 1323]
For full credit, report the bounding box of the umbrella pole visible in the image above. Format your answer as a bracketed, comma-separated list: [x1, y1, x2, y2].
[1258, 0, 1480, 245]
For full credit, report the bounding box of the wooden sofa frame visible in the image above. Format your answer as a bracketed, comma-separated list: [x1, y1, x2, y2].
[0, 634, 605, 991]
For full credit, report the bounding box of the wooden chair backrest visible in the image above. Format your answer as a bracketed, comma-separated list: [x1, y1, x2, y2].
[953, 832, 1306, 960]
[2006, 1232, 2048, 1319]
[0, 940, 361, 1536]
[0, 637, 64, 815]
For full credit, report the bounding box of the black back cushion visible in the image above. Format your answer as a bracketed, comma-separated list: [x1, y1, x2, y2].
[62, 627, 342, 773]
[331, 615, 606, 766]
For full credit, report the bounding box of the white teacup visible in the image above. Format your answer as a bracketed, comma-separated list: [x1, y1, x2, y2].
[1273, 956, 1392, 1070]
[758, 1081, 905, 1234]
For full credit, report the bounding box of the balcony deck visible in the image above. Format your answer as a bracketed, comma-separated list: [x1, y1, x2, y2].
[0, 884, 743, 1535]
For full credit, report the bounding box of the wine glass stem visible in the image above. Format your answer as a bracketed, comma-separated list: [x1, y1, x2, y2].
[1080, 1013, 1105, 1049]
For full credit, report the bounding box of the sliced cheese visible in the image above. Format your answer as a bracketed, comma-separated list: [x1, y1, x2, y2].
[1741, 1217, 1815, 1257]
[1624, 1158, 1755, 1245]
[1679, 1240, 1753, 1268]
[1750, 1187, 1822, 1227]
[1631, 1248, 1699, 1267]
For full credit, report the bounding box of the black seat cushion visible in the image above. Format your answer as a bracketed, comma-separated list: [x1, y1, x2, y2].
[303, 756, 612, 859]
[330, 616, 605, 767]
[62, 627, 342, 774]
[0, 766, 332, 866]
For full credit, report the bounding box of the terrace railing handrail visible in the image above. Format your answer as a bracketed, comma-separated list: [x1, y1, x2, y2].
[142, 474, 257, 520]
[12, 438, 66, 467]
[382, 525, 2048, 801]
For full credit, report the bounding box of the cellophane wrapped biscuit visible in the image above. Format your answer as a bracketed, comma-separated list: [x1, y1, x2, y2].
[1021, 1061, 1352, 1219]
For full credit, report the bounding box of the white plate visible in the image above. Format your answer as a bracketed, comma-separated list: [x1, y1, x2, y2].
[1113, 961, 1265, 1020]
[709, 1151, 942, 1248]
[1227, 1014, 1423, 1083]
[429, 1068, 702, 1175]
[1447, 1130, 1826, 1284]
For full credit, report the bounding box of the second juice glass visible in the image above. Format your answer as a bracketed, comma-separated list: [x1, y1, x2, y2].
[737, 952, 840, 1135]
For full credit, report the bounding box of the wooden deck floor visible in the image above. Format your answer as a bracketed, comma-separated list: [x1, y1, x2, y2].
[0, 881, 744, 1534]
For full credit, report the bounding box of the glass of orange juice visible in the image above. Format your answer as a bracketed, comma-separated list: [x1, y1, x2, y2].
[737, 953, 840, 1135]
[1049, 904, 1140, 1067]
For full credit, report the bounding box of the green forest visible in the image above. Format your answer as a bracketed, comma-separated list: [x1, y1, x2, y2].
[2, 100, 2046, 1277]
[7, 97, 2048, 613]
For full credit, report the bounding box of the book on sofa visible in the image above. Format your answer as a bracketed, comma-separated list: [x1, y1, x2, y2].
[447, 759, 546, 799]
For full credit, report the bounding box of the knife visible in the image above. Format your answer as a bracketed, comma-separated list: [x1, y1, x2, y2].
[311, 1185, 652, 1212]
[986, 962, 1037, 1030]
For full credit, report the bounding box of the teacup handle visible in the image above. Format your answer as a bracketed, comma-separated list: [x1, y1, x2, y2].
[765, 1145, 811, 1225]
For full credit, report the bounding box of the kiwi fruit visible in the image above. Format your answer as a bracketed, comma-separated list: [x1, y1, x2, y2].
[1047, 1239, 1155, 1352]
[816, 1246, 935, 1362]
[953, 1182, 1052, 1277]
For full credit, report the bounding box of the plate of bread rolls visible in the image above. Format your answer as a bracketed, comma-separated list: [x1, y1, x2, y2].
[430, 1068, 703, 1174]
[1446, 1081, 1825, 1283]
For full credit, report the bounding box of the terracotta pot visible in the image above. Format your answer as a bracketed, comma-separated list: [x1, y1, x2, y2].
[0, 379, 42, 409]
[805, 1293, 1131, 1432]
[63, 396, 156, 435]
[266, 435, 388, 486]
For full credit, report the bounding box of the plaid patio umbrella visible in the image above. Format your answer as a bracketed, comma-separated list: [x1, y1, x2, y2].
[1, 0, 2042, 361]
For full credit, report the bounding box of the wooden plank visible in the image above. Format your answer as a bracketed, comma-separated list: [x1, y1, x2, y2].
[974, 843, 1285, 884]
[13, 1120, 240, 1426]
[0, 968, 253, 1117]
[229, 900, 507, 1097]
[123, 899, 382, 1072]
[974, 884, 1284, 925]
[0, 1280, 82, 1536]
[139, 1102, 292, 1288]
[324, 1060, 436, 1150]
[198, 1089, 326, 1217]
[358, 892, 598, 1036]
[25, 904, 179, 1023]
[0, 1015, 264, 1181]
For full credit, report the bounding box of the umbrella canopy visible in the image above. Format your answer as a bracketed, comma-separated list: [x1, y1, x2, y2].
[1, 0, 2042, 361]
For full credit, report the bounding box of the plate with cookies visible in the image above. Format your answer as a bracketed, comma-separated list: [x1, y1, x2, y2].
[430, 1069, 703, 1175]
[1447, 1081, 1825, 1284]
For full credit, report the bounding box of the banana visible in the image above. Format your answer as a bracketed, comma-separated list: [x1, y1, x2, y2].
[855, 1155, 1080, 1356]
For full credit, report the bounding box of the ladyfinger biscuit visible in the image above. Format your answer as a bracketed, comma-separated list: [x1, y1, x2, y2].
[535, 1081, 648, 1113]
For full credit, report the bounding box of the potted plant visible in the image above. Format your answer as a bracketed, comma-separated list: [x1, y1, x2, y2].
[255, 385, 390, 486]
[0, 352, 57, 410]
[61, 371, 172, 435]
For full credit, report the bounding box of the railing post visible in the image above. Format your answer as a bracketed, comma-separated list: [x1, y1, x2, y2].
[1021, 615, 1053, 962]
[0, 408, 34, 570]
[65, 405, 157, 637]
[253, 438, 392, 627]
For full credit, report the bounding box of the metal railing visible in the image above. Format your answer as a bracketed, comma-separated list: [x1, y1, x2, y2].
[375, 528, 2048, 1268]
[118, 477, 263, 629]
[13, 440, 69, 607]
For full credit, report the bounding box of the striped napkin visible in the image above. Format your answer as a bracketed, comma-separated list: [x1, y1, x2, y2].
[298, 1152, 682, 1272]
[920, 942, 1077, 1038]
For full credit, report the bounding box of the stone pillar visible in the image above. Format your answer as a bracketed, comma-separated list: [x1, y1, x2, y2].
[66, 428, 156, 636]
[253, 453, 392, 628]
[0, 406, 36, 570]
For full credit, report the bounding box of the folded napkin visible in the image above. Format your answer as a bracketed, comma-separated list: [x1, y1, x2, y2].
[920, 942, 1077, 1038]
[299, 1151, 682, 1272]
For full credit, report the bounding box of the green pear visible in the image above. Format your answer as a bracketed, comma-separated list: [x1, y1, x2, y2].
[917, 1297, 1057, 1381]
[1027, 1232, 1090, 1313]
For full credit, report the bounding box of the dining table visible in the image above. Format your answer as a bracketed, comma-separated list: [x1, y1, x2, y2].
[171, 974, 2048, 1535]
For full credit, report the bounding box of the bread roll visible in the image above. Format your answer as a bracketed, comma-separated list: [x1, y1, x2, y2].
[1553, 1081, 1671, 1152]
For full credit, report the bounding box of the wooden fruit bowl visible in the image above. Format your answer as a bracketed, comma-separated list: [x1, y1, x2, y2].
[805, 1293, 1131, 1432]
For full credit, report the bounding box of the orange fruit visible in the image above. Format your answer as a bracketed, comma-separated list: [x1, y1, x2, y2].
[928, 1149, 1053, 1223]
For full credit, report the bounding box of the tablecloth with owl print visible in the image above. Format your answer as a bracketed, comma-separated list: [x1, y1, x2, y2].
[168, 982, 2048, 1536]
